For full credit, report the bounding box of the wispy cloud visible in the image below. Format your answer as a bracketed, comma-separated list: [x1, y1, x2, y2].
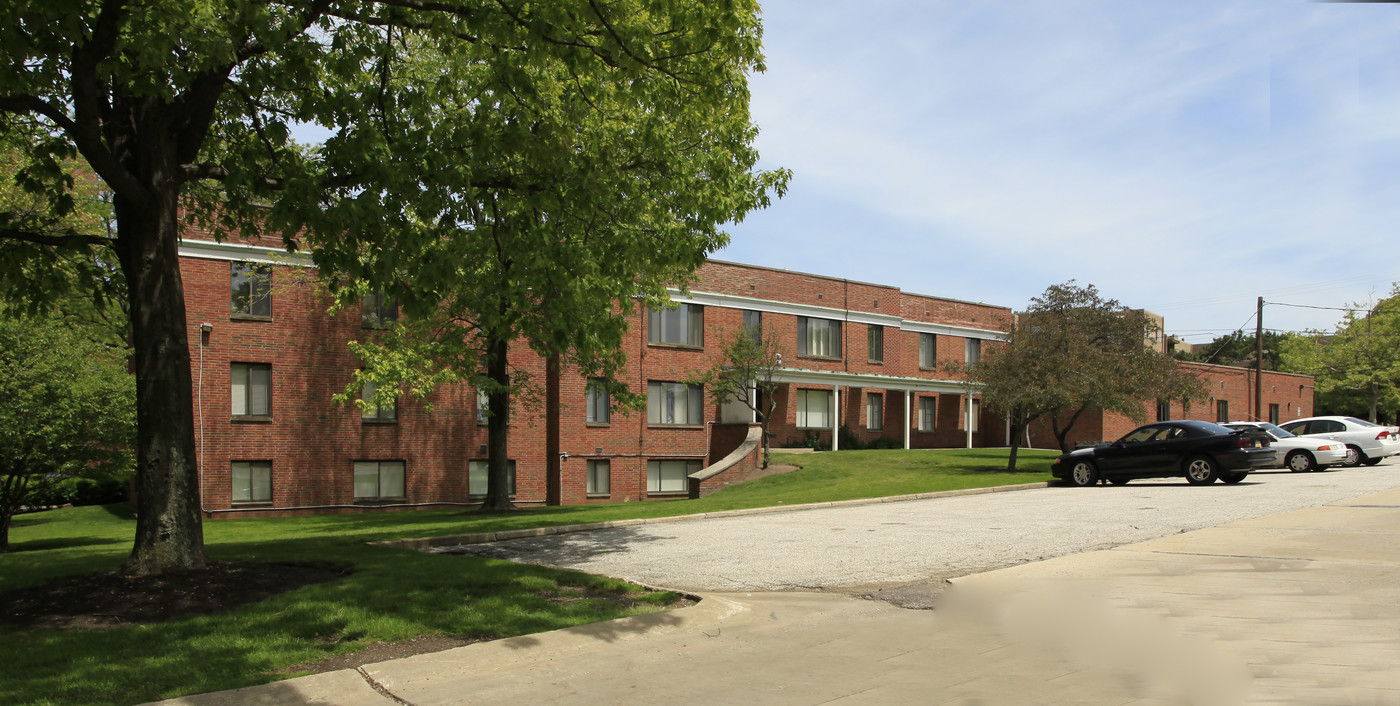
[724, 0, 1400, 339]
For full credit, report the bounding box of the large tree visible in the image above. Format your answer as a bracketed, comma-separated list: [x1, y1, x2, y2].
[982, 282, 1207, 456]
[0, 312, 136, 551]
[1280, 286, 1400, 423]
[1, 2, 783, 567]
[687, 328, 785, 468]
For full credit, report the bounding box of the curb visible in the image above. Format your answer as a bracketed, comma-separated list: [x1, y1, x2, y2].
[373, 481, 1050, 551]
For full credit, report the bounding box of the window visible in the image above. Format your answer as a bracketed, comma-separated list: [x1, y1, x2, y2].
[965, 338, 981, 364]
[647, 381, 704, 426]
[468, 460, 516, 497]
[867, 325, 883, 363]
[477, 389, 489, 424]
[231, 363, 271, 417]
[586, 379, 610, 424]
[361, 291, 398, 329]
[796, 389, 832, 428]
[587, 459, 610, 495]
[230, 262, 271, 318]
[798, 317, 841, 358]
[648, 304, 704, 347]
[353, 460, 405, 500]
[1216, 400, 1230, 423]
[920, 333, 937, 369]
[231, 461, 271, 503]
[919, 397, 937, 431]
[361, 381, 396, 421]
[1269, 403, 1280, 425]
[867, 392, 883, 430]
[743, 310, 763, 343]
[647, 459, 699, 494]
[1156, 400, 1170, 422]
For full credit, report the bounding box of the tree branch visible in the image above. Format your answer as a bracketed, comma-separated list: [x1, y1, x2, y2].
[0, 225, 114, 249]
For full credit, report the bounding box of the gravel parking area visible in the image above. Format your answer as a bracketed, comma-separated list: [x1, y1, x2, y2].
[436, 463, 1400, 597]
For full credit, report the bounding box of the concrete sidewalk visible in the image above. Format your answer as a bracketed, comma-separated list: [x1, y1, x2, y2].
[155, 488, 1400, 705]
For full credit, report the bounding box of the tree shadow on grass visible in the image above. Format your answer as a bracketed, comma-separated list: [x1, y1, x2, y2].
[6, 535, 127, 552]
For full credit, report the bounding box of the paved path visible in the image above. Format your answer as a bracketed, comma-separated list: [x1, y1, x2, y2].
[437, 464, 1400, 593]
[158, 479, 1400, 705]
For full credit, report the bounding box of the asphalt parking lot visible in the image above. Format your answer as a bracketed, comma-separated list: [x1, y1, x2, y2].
[438, 461, 1400, 595]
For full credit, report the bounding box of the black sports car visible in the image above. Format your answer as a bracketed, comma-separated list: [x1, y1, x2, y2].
[1051, 420, 1277, 487]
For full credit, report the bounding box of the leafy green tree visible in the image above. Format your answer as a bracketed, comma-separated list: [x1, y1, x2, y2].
[983, 282, 1207, 456]
[2, 2, 783, 560]
[1176, 330, 1286, 369]
[0, 312, 135, 551]
[686, 329, 785, 468]
[1280, 286, 1400, 423]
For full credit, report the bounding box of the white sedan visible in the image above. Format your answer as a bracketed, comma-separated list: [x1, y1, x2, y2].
[1277, 416, 1400, 467]
[1223, 421, 1349, 472]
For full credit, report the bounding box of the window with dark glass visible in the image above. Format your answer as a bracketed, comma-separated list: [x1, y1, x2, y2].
[361, 381, 396, 422]
[587, 459, 610, 495]
[867, 325, 883, 363]
[361, 291, 399, 329]
[867, 392, 883, 430]
[965, 338, 981, 364]
[586, 378, 610, 424]
[647, 459, 700, 493]
[920, 333, 937, 368]
[743, 310, 763, 343]
[798, 317, 841, 358]
[1216, 400, 1230, 423]
[468, 460, 516, 497]
[648, 304, 704, 347]
[1269, 403, 1280, 425]
[919, 397, 937, 431]
[1156, 400, 1170, 422]
[647, 381, 704, 426]
[231, 262, 271, 318]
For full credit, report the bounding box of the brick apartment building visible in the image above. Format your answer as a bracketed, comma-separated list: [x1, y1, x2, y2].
[181, 231, 1314, 517]
[182, 233, 1014, 517]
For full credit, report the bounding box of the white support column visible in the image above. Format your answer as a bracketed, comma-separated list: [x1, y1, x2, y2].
[1005, 416, 1011, 447]
[831, 385, 840, 451]
[965, 394, 973, 449]
[903, 390, 911, 450]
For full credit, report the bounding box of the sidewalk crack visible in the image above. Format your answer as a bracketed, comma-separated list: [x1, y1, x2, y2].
[357, 666, 416, 706]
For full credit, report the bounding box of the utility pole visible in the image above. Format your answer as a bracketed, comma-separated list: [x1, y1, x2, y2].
[1255, 296, 1264, 422]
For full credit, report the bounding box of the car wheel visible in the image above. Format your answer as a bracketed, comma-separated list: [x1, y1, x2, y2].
[1342, 446, 1362, 467]
[1067, 460, 1098, 487]
[1285, 451, 1315, 473]
[1362, 457, 1384, 467]
[1185, 456, 1218, 485]
[1108, 477, 1130, 485]
[1219, 471, 1247, 484]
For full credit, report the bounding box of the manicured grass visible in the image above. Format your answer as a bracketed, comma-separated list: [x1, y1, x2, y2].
[0, 448, 1054, 705]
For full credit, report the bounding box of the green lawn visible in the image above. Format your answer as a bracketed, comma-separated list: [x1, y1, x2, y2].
[0, 448, 1054, 705]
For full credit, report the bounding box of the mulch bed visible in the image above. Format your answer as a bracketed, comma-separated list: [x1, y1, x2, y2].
[0, 561, 351, 629]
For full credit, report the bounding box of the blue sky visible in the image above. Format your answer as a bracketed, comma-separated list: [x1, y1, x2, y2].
[719, 0, 1400, 344]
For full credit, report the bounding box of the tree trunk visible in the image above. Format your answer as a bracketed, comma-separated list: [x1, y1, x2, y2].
[114, 146, 207, 575]
[1006, 415, 1022, 471]
[1050, 404, 1089, 454]
[480, 334, 516, 512]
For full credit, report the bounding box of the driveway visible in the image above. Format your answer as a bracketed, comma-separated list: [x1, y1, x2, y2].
[437, 463, 1400, 597]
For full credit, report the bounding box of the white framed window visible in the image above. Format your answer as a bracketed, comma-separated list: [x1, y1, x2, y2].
[647, 381, 704, 426]
[586, 379, 610, 424]
[920, 333, 937, 369]
[919, 397, 937, 431]
[799, 317, 841, 358]
[230, 261, 271, 318]
[231, 363, 271, 417]
[231, 461, 271, 503]
[867, 325, 883, 363]
[867, 392, 882, 430]
[468, 460, 517, 497]
[965, 338, 981, 364]
[796, 389, 832, 429]
[587, 459, 610, 495]
[648, 304, 704, 347]
[361, 291, 399, 329]
[477, 389, 489, 424]
[361, 381, 396, 421]
[647, 459, 699, 494]
[354, 460, 405, 500]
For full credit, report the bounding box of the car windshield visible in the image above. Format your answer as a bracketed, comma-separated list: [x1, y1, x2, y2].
[1344, 417, 1378, 428]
